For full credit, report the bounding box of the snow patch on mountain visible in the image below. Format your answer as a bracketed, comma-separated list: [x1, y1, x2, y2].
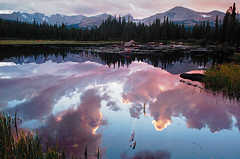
[202, 14, 211, 18]
[22, 14, 27, 18]
[0, 10, 13, 14]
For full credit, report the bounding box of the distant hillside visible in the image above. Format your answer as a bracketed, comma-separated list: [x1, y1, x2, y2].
[0, 12, 86, 25]
[0, 6, 226, 28]
[69, 14, 135, 29]
[70, 13, 111, 29]
[142, 7, 225, 26]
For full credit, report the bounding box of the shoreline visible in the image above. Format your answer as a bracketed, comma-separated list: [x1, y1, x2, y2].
[0, 40, 121, 47]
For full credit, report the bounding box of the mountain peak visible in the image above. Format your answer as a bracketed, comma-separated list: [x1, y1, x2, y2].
[123, 13, 133, 17]
[142, 6, 225, 26]
[167, 6, 195, 13]
[0, 6, 226, 28]
[171, 6, 190, 10]
[208, 10, 224, 14]
[95, 13, 110, 17]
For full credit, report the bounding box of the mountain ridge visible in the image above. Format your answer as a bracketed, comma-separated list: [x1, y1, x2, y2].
[142, 6, 225, 26]
[0, 6, 226, 28]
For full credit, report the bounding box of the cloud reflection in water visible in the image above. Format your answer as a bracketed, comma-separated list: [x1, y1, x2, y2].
[39, 89, 105, 157]
[1, 60, 240, 158]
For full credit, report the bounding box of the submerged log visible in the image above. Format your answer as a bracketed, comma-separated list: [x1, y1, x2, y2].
[180, 73, 206, 82]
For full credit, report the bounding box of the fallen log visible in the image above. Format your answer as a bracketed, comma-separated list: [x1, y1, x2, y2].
[180, 73, 205, 82]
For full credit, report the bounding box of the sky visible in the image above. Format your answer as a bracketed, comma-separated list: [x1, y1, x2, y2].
[0, 0, 238, 18]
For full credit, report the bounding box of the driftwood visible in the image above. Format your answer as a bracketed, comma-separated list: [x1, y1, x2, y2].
[180, 73, 205, 82]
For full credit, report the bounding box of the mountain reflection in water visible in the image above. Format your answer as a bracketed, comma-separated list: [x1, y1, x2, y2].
[0, 50, 239, 159]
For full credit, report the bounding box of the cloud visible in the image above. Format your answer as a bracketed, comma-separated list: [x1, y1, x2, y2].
[0, 59, 133, 121]
[129, 104, 143, 119]
[106, 101, 121, 111]
[0, 75, 60, 107]
[122, 67, 178, 106]
[38, 89, 105, 157]
[152, 119, 171, 132]
[2, 58, 240, 151]
[122, 65, 240, 132]
[148, 88, 235, 132]
[0, 0, 236, 18]
[2, 73, 95, 120]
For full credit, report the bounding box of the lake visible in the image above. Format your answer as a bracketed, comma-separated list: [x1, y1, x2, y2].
[0, 47, 239, 159]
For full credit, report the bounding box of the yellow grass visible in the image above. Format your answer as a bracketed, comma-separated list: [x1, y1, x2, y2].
[0, 40, 120, 45]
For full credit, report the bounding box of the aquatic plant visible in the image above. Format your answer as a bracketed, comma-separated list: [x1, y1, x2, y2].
[0, 113, 67, 159]
[0, 112, 103, 159]
[203, 64, 240, 101]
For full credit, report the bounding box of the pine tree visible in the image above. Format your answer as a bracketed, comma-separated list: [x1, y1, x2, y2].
[215, 16, 219, 40]
[232, 2, 237, 20]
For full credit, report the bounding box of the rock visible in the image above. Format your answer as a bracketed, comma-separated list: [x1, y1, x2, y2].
[147, 42, 157, 46]
[124, 40, 136, 47]
[177, 42, 184, 45]
[180, 73, 205, 82]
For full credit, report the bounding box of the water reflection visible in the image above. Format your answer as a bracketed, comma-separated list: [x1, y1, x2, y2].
[152, 119, 172, 132]
[0, 46, 231, 73]
[122, 65, 240, 133]
[39, 89, 104, 158]
[121, 150, 171, 159]
[0, 49, 240, 159]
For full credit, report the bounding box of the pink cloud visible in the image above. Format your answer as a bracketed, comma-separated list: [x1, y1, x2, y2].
[38, 89, 106, 158]
[0, 0, 237, 18]
[1, 61, 128, 120]
[123, 65, 240, 132]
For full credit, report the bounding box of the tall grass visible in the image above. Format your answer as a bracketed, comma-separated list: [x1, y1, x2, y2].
[0, 113, 102, 159]
[203, 64, 240, 100]
[0, 113, 68, 159]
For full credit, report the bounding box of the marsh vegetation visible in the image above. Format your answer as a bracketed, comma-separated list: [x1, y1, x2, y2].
[203, 64, 240, 101]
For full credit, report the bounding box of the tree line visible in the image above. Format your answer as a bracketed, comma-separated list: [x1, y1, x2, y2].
[0, 3, 239, 43]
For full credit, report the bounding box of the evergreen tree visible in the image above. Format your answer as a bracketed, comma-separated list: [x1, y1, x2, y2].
[232, 2, 237, 19]
[0, 3, 240, 44]
[215, 16, 219, 40]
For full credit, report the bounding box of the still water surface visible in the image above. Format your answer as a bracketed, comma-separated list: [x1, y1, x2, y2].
[0, 51, 240, 159]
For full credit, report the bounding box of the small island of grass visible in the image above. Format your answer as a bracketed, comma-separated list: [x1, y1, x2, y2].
[203, 64, 240, 100]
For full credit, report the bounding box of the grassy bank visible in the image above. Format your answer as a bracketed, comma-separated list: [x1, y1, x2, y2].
[203, 64, 240, 100]
[0, 40, 120, 46]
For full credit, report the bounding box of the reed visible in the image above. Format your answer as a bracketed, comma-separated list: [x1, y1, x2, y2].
[0, 113, 103, 159]
[0, 113, 67, 159]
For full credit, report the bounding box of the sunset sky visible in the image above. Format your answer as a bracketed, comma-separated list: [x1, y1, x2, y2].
[0, 0, 238, 19]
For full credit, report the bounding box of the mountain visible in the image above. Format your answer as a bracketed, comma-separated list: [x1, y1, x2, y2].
[0, 12, 86, 25]
[2, 53, 104, 65]
[0, 11, 135, 29]
[70, 13, 111, 28]
[0, 7, 226, 28]
[142, 6, 225, 26]
[69, 13, 137, 29]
